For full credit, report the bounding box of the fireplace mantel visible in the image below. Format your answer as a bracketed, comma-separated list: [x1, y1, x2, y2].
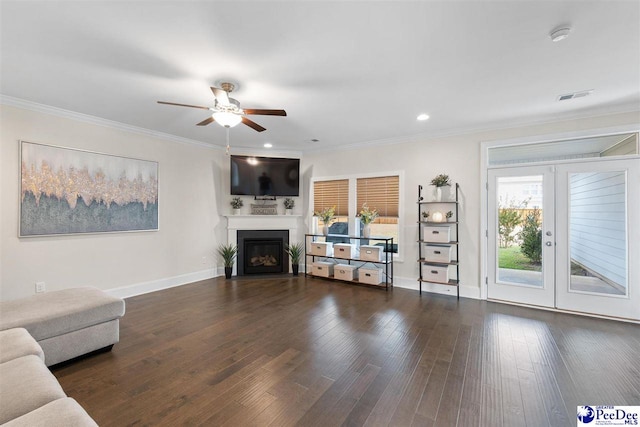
[225, 215, 302, 276]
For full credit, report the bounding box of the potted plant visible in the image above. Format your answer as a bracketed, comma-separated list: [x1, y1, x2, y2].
[285, 242, 304, 276]
[430, 173, 451, 202]
[230, 197, 243, 215]
[217, 243, 237, 279]
[357, 203, 379, 238]
[421, 211, 430, 221]
[283, 198, 295, 215]
[446, 211, 454, 222]
[314, 206, 335, 235]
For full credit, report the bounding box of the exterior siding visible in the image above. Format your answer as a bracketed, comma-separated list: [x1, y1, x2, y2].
[569, 171, 627, 287]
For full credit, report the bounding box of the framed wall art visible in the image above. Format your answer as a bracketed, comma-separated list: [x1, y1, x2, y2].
[20, 141, 159, 237]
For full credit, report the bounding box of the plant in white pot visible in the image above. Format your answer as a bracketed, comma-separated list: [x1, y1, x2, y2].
[217, 243, 237, 279]
[230, 197, 243, 214]
[283, 198, 295, 215]
[285, 242, 304, 276]
[357, 203, 379, 238]
[430, 174, 451, 202]
[314, 206, 335, 235]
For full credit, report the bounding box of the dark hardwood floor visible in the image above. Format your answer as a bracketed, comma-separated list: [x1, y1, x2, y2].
[52, 276, 640, 426]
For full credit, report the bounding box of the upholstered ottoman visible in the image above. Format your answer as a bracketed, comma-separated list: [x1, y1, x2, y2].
[0, 287, 125, 366]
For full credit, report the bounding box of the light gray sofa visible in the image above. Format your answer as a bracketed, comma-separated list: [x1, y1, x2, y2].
[0, 287, 125, 425]
[0, 328, 97, 426]
[0, 287, 125, 366]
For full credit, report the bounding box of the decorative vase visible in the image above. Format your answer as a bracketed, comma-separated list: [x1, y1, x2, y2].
[285, 208, 292, 215]
[224, 266, 232, 279]
[292, 264, 299, 276]
[233, 208, 241, 215]
[435, 187, 442, 202]
[362, 224, 371, 238]
[322, 225, 329, 235]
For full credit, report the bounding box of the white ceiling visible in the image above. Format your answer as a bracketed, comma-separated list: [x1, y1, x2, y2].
[1, 1, 639, 152]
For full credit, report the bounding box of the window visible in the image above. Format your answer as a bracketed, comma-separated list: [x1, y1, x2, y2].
[312, 173, 402, 256]
[357, 175, 399, 250]
[313, 179, 349, 228]
[356, 176, 399, 217]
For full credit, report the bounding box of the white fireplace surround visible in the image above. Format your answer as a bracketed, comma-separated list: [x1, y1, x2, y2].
[225, 215, 302, 276]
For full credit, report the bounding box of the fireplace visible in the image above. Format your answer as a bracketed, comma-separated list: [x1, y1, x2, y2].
[237, 230, 289, 275]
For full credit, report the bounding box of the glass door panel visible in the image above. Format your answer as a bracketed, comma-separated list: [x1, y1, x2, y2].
[496, 175, 543, 287]
[568, 172, 627, 296]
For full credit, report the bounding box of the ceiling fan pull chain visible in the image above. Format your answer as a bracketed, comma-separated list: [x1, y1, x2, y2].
[225, 127, 231, 155]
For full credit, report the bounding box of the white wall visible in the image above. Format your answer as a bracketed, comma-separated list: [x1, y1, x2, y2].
[2, 103, 638, 302]
[302, 111, 640, 298]
[1, 105, 228, 300]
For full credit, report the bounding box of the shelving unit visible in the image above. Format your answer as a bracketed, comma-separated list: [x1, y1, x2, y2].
[417, 183, 460, 298]
[304, 234, 394, 290]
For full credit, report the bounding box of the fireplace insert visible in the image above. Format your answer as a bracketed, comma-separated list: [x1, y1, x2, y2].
[237, 229, 289, 275]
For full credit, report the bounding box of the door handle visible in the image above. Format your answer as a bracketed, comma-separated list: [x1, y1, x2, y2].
[545, 241, 553, 246]
[546, 231, 552, 236]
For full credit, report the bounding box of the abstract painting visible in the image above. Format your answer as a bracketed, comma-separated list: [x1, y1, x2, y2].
[20, 141, 159, 236]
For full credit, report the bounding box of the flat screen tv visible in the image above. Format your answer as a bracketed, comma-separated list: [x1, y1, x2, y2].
[230, 155, 300, 196]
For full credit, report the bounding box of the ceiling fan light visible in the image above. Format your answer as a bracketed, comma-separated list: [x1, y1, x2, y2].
[213, 111, 242, 128]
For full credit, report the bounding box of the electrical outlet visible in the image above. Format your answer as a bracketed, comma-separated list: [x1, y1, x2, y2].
[35, 282, 46, 293]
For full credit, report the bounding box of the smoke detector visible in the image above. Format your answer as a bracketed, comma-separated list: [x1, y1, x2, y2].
[550, 27, 571, 42]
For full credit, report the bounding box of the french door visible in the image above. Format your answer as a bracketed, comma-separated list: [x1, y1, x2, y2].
[488, 165, 555, 308]
[487, 159, 639, 321]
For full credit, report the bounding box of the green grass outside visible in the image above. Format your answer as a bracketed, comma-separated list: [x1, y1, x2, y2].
[499, 245, 541, 271]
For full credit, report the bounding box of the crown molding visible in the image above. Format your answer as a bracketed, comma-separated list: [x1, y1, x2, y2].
[3, 94, 637, 156]
[0, 95, 223, 151]
[305, 105, 640, 153]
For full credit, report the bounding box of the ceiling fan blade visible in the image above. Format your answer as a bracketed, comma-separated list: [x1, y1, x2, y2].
[241, 117, 266, 132]
[157, 101, 211, 110]
[211, 87, 230, 105]
[242, 109, 287, 116]
[196, 117, 215, 126]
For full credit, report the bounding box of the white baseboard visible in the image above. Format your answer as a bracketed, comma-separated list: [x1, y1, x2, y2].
[105, 269, 481, 301]
[106, 268, 220, 299]
[393, 276, 481, 299]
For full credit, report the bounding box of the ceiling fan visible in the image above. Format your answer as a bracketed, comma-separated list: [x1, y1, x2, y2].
[157, 82, 286, 132]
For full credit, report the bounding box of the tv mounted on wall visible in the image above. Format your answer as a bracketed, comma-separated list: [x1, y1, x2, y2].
[230, 155, 300, 196]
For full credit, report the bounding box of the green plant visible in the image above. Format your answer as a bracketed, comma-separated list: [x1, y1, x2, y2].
[217, 243, 237, 267]
[421, 211, 430, 219]
[446, 211, 453, 220]
[498, 197, 528, 248]
[283, 198, 295, 209]
[285, 242, 304, 264]
[520, 207, 542, 263]
[430, 174, 451, 187]
[314, 206, 335, 224]
[357, 203, 379, 225]
[230, 197, 243, 209]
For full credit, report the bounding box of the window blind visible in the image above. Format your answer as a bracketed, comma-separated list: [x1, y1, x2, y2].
[313, 179, 349, 216]
[356, 175, 399, 217]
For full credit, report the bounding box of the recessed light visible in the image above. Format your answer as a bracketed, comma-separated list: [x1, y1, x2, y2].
[263, 143, 273, 148]
[550, 27, 571, 42]
[417, 114, 430, 121]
